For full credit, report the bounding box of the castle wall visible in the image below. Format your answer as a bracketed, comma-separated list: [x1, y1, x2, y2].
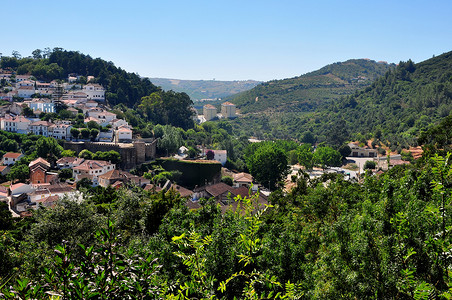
[63, 139, 156, 170]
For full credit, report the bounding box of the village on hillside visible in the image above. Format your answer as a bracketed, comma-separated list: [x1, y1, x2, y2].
[0, 69, 269, 218]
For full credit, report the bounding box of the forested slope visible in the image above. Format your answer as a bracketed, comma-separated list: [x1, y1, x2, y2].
[228, 59, 394, 113]
[337, 51, 452, 146]
[229, 51, 452, 150]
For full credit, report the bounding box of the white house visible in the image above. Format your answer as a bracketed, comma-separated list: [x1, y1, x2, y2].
[221, 102, 236, 118]
[115, 126, 133, 142]
[49, 123, 72, 140]
[28, 120, 53, 137]
[29, 184, 75, 203]
[1, 115, 32, 134]
[88, 111, 116, 125]
[28, 99, 55, 113]
[17, 86, 35, 98]
[16, 80, 35, 89]
[110, 118, 129, 129]
[83, 84, 105, 101]
[204, 149, 227, 166]
[203, 104, 217, 121]
[2, 152, 24, 165]
[72, 160, 116, 186]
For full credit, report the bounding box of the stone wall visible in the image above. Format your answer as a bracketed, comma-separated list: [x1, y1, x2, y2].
[63, 139, 157, 170]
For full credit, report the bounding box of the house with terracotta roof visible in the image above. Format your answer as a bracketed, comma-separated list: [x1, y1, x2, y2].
[29, 183, 75, 204]
[0, 165, 10, 176]
[203, 104, 217, 121]
[221, 101, 236, 118]
[17, 86, 35, 99]
[98, 169, 149, 188]
[2, 152, 24, 166]
[83, 84, 105, 101]
[49, 123, 72, 140]
[29, 158, 58, 186]
[0, 115, 31, 134]
[72, 160, 116, 186]
[115, 126, 133, 142]
[28, 120, 53, 137]
[233, 172, 255, 189]
[56, 157, 84, 169]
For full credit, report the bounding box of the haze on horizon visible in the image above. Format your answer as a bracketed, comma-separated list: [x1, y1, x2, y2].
[1, 0, 452, 82]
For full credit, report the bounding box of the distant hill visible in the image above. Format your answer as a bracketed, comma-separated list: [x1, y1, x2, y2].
[335, 51, 452, 148]
[149, 78, 261, 101]
[228, 52, 452, 151]
[227, 59, 395, 114]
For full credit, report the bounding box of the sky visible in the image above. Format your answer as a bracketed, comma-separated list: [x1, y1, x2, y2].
[1, 0, 452, 81]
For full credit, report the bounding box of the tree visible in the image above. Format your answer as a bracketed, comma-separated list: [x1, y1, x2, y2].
[61, 149, 76, 157]
[314, 146, 342, 169]
[59, 168, 73, 181]
[363, 160, 376, 170]
[338, 144, 352, 158]
[157, 125, 183, 156]
[90, 128, 99, 141]
[297, 144, 314, 170]
[23, 106, 34, 117]
[36, 137, 63, 161]
[70, 128, 80, 141]
[79, 149, 94, 159]
[7, 164, 30, 182]
[87, 120, 100, 130]
[80, 128, 90, 140]
[32, 49, 43, 59]
[11, 50, 21, 59]
[245, 142, 289, 190]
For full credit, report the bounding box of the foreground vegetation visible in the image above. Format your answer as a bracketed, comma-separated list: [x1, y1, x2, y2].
[1, 145, 452, 298]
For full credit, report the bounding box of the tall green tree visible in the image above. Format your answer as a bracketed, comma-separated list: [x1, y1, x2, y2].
[245, 142, 289, 190]
[314, 146, 342, 169]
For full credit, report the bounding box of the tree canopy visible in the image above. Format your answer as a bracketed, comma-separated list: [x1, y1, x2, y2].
[245, 142, 289, 190]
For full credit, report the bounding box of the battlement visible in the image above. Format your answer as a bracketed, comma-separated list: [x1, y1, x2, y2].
[64, 139, 157, 170]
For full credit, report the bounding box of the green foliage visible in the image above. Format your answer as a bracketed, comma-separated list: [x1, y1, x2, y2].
[138, 91, 194, 130]
[363, 160, 377, 170]
[7, 164, 30, 182]
[78, 149, 93, 159]
[245, 142, 289, 190]
[157, 158, 222, 189]
[60, 149, 76, 157]
[313, 146, 342, 169]
[297, 144, 314, 170]
[157, 125, 184, 156]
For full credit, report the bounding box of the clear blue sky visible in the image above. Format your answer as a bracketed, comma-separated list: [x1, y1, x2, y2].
[1, 0, 451, 81]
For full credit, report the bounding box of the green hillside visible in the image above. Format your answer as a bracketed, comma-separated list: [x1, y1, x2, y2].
[336, 51, 452, 147]
[0, 48, 160, 107]
[228, 52, 452, 151]
[149, 78, 261, 101]
[228, 59, 394, 114]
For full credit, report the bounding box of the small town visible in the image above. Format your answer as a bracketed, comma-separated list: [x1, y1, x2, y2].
[1, 1, 451, 297]
[0, 68, 280, 219]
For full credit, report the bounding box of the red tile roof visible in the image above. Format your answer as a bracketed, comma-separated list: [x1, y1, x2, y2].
[3, 152, 23, 159]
